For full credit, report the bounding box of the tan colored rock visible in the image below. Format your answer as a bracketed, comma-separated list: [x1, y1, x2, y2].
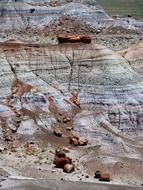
[11, 127, 17, 133]
[16, 119, 21, 124]
[69, 137, 79, 146]
[78, 137, 88, 146]
[62, 147, 70, 153]
[66, 126, 73, 131]
[5, 134, 13, 142]
[0, 145, 6, 152]
[53, 128, 62, 137]
[16, 112, 21, 117]
[70, 92, 81, 108]
[63, 164, 74, 173]
[57, 117, 61, 122]
[70, 132, 79, 140]
[63, 116, 71, 123]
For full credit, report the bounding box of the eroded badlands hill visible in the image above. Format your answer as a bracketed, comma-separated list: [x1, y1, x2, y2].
[0, 1, 143, 189]
[0, 40, 143, 187]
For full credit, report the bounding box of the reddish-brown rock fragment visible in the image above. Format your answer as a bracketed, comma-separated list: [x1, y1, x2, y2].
[54, 156, 72, 169]
[99, 171, 110, 182]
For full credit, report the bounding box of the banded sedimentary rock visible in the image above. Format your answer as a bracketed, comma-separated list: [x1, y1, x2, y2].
[0, 41, 143, 161]
[118, 42, 143, 76]
[0, 42, 143, 134]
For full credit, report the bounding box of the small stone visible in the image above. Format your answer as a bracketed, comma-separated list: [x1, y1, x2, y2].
[5, 135, 13, 142]
[96, 29, 100, 34]
[71, 132, 79, 140]
[59, 112, 63, 116]
[11, 127, 17, 133]
[53, 128, 62, 137]
[66, 126, 73, 131]
[78, 137, 88, 146]
[29, 141, 35, 145]
[54, 157, 72, 169]
[63, 116, 71, 123]
[57, 117, 61, 122]
[66, 29, 71, 33]
[66, 117, 71, 122]
[55, 148, 66, 158]
[99, 171, 110, 182]
[16, 119, 21, 124]
[0, 145, 6, 152]
[94, 170, 101, 178]
[63, 164, 74, 173]
[16, 112, 21, 117]
[69, 137, 79, 146]
[62, 147, 70, 153]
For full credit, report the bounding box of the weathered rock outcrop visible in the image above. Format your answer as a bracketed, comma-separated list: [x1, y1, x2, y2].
[0, 42, 143, 137]
[0, 43, 143, 177]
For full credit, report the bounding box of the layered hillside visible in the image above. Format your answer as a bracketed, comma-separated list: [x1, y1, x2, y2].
[0, 0, 143, 34]
[0, 41, 143, 136]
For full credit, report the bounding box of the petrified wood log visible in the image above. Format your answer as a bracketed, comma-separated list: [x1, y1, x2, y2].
[58, 35, 91, 44]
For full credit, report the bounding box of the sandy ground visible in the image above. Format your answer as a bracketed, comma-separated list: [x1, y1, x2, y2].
[1, 178, 143, 190]
[0, 129, 143, 189]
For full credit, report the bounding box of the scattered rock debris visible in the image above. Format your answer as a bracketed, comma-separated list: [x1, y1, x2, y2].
[24, 142, 41, 156]
[69, 135, 89, 147]
[54, 148, 74, 173]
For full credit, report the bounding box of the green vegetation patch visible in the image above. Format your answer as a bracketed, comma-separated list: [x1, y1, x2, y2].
[97, 0, 143, 20]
